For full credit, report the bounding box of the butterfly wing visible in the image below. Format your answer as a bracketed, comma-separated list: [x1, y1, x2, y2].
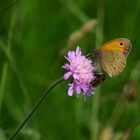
[99, 38, 132, 58]
[95, 38, 132, 77]
[97, 50, 126, 77]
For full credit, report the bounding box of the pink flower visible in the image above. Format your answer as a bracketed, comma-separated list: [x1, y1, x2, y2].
[63, 46, 96, 96]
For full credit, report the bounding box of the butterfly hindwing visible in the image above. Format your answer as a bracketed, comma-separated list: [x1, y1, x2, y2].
[98, 50, 126, 77]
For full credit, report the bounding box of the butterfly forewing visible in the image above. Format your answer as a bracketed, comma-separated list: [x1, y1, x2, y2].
[99, 38, 132, 55]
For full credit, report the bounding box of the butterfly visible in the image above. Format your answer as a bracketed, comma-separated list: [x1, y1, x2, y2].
[92, 38, 132, 77]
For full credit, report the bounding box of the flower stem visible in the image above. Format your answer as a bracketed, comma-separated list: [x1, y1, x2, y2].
[8, 78, 64, 140]
[90, 0, 105, 139]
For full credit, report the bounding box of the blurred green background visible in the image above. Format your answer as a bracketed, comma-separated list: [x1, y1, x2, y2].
[0, 0, 140, 140]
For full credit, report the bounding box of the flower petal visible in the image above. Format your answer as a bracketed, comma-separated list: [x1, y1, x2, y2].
[76, 46, 81, 56]
[68, 83, 74, 96]
[63, 64, 70, 70]
[68, 51, 76, 60]
[63, 72, 72, 80]
[73, 74, 78, 80]
[75, 84, 81, 95]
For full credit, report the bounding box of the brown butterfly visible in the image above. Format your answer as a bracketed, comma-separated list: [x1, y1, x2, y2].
[92, 38, 132, 77]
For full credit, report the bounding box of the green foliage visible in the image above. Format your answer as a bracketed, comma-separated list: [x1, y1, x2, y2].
[0, 0, 140, 140]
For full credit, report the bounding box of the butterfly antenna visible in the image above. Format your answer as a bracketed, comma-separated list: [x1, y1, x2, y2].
[0, 0, 21, 15]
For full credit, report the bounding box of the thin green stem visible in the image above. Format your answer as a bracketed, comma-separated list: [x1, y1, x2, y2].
[119, 118, 140, 140]
[8, 78, 64, 140]
[0, 40, 31, 108]
[90, 0, 105, 140]
[0, 64, 8, 112]
[107, 61, 140, 129]
[58, 0, 89, 23]
[0, 10, 15, 113]
[108, 94, 127, 128]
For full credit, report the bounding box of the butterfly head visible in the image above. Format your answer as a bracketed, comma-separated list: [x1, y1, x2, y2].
[92, 48, 100, 61]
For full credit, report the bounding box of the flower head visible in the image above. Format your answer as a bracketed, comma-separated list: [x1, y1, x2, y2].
[63, 46, 97, 97]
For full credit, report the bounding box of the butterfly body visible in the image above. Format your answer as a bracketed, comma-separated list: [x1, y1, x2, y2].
[91, 72, 105, 87]
[93, 38, 132, 77]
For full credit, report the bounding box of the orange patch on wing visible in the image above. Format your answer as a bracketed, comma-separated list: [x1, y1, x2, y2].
[98, 40, 126, 54]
